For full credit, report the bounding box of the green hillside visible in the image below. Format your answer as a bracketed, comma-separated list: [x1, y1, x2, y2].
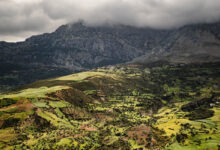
[0, 62, 220, 150]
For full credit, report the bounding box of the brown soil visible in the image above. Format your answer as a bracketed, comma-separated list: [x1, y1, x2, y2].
[80, 125, 97, 131]
[126, 125, 151, 145]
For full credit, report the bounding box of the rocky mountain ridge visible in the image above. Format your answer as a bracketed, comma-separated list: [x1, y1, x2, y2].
[1, 22, 220, 70]
[0, 21, 220, 91]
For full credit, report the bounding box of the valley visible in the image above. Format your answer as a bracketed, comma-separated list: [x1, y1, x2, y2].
[0, 62, 219, 149]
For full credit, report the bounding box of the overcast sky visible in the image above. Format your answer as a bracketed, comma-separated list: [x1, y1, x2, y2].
[0, 0, 220, 42]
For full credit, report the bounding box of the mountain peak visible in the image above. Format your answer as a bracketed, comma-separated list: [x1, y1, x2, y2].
[0, 21, 220, 91]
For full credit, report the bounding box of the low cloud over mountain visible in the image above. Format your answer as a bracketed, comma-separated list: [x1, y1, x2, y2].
[1, 0, 220, 41]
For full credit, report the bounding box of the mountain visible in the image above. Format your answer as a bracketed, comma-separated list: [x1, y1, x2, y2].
[0, 61, 219, 149]
[0, 22, 220, 92]
[1, 21, 220, 149]
[132, 22, 220, 64]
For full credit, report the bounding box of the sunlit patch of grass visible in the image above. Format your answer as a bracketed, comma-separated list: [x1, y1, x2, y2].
[0, 105, 17, 113]
[200, 88, 213, 98]
[128, 140, 144, 149]
[0, 128, 17, 143]
[13, 111, 34, 120]
[83, 90, 96, 95]
[103, 136, 119, 145]
[24, 132, 52, 149]
[54, 72, 108, 81]
[165, 141, 198, 150]
[0, 86, 69, 100]
[0, 110, 33, 121]
[54, 71, 120, 82]
[166, 138, 220, 150]
[49, 100, 71, 108]
[210, 107, 220, 126]
[160, 102, 220, 150]
[32, 101, 49, 108]
[155, 103, 190, 136]
[54, 108, 66, 118]
[156, 106, 172, 116]
[56, 138, 73, 147]
[156, 117, 189, 136]
[36, 109, 73, 129]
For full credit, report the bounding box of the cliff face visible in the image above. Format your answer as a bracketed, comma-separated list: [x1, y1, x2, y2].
[132, 22, 220, 64]
[0, 22, 220, 91]
[0, 23, 168, 71]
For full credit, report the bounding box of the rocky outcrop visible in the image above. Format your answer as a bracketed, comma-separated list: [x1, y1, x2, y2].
[132, 22, 220, 64]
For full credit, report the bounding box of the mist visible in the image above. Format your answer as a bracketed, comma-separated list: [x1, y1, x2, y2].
[0, 0, 220, 41]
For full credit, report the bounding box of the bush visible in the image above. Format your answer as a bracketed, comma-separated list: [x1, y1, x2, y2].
[0, 98, 16, 108]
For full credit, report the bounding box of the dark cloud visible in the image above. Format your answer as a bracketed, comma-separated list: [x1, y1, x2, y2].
[0, 0, 65, 41]
[1, 0, 220, 41]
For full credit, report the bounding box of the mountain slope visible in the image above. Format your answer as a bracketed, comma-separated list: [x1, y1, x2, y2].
[0, 22, 220, 92]
[0, 62, 220, 149]
[133, 22, 220, 64]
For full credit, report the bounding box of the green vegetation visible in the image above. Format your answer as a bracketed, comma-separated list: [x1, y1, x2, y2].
[0, 62, 219, 149]
[0, 86, 69, 100]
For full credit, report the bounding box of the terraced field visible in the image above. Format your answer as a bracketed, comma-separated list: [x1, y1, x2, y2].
[0, 62, 220, 149]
